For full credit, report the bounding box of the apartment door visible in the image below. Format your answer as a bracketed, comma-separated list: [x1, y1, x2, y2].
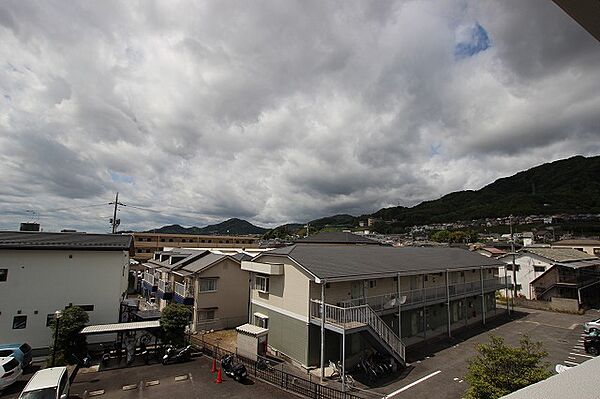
[351, 281, 364, 300]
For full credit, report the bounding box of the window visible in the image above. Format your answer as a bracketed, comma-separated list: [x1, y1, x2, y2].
[0, 269, 7, 282]
[368, 280, 377, 289]
[255, 275, 269, 293]
[534, 266, 546, 273]
[506, 264, 520, 271]
[77, 305, 95, 312]
[12, 315, 27, 329]
[198, 310, 215, 320]
[46, 314, 55, 327]
[199, 278, 217, 293]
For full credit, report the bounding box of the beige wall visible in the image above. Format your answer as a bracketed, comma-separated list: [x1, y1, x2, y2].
[192, 258, 249, 331]
[249, 255, 312, 320]
[553, 244, 600, 256]
[0, 249, 129, 348]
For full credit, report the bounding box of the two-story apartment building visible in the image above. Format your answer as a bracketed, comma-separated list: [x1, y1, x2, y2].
[241, 244, 507, 375]
[0, 231, 133, 349]
[142, 249, 251, 331]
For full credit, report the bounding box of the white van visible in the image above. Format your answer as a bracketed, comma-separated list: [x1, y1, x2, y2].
[18, 367, 69, 399]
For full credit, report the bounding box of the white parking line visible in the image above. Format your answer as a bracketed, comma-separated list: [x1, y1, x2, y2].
[384, 370, 442, 398]
[564, 360, 579, 366]
[570, 352, 595, 359]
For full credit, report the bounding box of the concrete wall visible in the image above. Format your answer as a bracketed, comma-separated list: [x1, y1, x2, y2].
[0, 249, 129, 349]
[550, 297, 580, 313]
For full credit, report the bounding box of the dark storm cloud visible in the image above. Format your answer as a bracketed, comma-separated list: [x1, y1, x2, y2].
[0, 0, 598, 232]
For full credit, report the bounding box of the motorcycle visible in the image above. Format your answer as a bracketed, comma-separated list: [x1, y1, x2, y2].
[162, 345, 191, 365]
[221, 354, 248, 382]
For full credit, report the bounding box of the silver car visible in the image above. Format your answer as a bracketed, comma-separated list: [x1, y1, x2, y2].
[583, 317, 600, 333]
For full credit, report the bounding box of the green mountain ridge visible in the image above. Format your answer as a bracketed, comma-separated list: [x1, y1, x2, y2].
[146, 218, 267, 235]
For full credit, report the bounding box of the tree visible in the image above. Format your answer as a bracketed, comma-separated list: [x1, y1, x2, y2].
[48, 306, 90, 366]
[465, 335, 552, 399]
[160, 303, 192, 347]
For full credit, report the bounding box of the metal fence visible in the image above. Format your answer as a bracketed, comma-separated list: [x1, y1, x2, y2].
[195, 340, 364, 399]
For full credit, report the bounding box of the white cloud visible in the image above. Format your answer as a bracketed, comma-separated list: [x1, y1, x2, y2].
[0, 0, 598, 232]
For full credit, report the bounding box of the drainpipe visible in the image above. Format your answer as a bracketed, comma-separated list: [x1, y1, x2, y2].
[446, 270, 451, 338]
[248, 272, 253, 324]
[320, 280, 325, 382]
[422, 275, 427, 339]
[504, 265, 510, 315]
[342, 328, 346, 392]
[480, 267, 486, 325]
[397, 273, 402, 340]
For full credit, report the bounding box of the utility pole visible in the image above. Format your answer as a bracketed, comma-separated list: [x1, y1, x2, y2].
[510, 215, 518, 300]
[109, 192, 125, 234]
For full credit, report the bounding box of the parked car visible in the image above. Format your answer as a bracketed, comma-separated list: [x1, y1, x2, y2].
[18, 367, 70, 399]
[583, 335, 600, 356]
[0, 343, 33, 369]
[0, 357, 22, 392]
[583, 318, 600, 333]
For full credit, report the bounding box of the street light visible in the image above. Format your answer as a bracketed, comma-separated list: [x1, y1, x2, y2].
[51, 310, 62, 367]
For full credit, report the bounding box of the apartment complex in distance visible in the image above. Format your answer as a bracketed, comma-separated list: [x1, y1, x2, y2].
[131, 232, 261, 261]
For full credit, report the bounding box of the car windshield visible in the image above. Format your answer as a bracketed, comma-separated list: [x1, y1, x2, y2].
[0, 350, 13, 357]
[20, 387, 57, 399]
[19, 344, 32, 353]
[2, 358, 19, 372]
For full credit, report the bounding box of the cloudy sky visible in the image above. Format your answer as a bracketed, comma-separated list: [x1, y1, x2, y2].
[1, 1, 599, 233]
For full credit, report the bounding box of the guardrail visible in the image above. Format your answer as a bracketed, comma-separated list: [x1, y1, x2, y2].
[196, 340, 363, 399]
[143, 272, 155, 286]
[339, 277, 511, 311]
[158, 279, 172, 292]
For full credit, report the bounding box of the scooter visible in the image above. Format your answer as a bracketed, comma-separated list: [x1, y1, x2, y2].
[162, 345, 191, 365]
[221, 354, 248, 382]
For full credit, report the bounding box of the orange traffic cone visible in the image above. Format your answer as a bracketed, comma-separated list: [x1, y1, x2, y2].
[215, 367, 223, 384]
[211, 358, 217, 373]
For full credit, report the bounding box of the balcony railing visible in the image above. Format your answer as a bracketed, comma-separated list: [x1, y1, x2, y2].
[174, 282, 192, 298]
[339, 277, 511, 311]
[143, 272, 155, 286]
[158, 279, 172, 292]
[309, 300, 405, 363]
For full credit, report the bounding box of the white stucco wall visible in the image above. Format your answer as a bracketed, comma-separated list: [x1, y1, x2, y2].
[500, 254, 551, 299]
[0, 249, 129, 349]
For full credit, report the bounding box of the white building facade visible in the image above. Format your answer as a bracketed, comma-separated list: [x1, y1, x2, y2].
[0, 232, 132, 349]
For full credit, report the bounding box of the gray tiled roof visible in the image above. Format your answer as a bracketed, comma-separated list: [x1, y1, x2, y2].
[525, 247, 598, 262]
[266, 244, 504, 280]
[181, 253, 228, 273]
[0, 231, 132, 250]
[295, 232, 379, 245]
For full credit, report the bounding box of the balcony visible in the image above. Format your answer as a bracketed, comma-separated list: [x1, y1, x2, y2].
[142, 272, 157, 292]
[339, 277, 511, 312]
[174, 282, 194, 305]
[157, 279, 173, 300]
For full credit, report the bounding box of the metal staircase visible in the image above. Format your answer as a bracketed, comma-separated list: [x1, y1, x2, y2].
[310, 300, 405, 364]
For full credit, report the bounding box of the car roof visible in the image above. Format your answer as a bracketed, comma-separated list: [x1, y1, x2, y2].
[23, 367, 67, 390]
[0, 344, 22, 350]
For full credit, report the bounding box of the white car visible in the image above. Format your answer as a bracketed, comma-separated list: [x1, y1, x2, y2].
[0, 356, 22, 391]
[583, 317, 600, 333]
[18, 366, 70, 399]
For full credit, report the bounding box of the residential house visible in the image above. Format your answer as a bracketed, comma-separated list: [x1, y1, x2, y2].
[552, 239, 600, 257]
[0, 231, 132, 349]
[476, 247, 507, 258]
[241, 244, 507, 373]
[142, 249, 251, 332]
[500, 247, 600, 304]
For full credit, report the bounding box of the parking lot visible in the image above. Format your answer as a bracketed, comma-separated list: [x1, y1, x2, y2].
[1, 356, 296, 399]
[366, 307, 594, 399]
[1, 307, 595, 399]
